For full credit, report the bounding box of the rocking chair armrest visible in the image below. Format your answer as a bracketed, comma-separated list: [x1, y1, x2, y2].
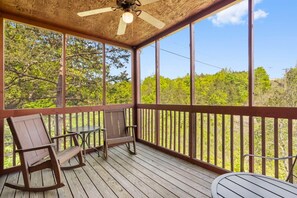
[51, 133, 78, 140]
[16, 143, 55, 153]
[126, 125, 137, 128]
[243, 154, 296, 161]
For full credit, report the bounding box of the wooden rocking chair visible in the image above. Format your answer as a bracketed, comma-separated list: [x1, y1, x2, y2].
[5, 114, 85, 192]
[102, 109, 136, 159]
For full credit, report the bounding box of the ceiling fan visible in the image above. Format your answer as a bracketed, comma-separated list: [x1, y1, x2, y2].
[77, 0, 165, 35]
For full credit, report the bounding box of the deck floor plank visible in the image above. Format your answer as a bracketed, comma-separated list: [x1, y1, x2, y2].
[57, 167, 73, 198]
[78, 157, 117, 198]
[1, 172, 19, 198]
[63, 162, 88, 198]
[14, 173, 29, 198]
[42, 169, 58, 198]
[114, 146, 208, 198]
[114, 148, 193, 197]
[129, 145, 212, 195]
[106, 152, 162, 198]
[111, 147, 194, 198]
[0, 174, 7, 196]
[109, 148, 178, 198]
[90, 153, 147, 198]
[30, 170, 44, 198]
[69, 158, 102, 198]
[1, 143, 216, 198]
[137, 143, 217, 181]
[85, 154, 131, 198]
[137, 143, 218, 179]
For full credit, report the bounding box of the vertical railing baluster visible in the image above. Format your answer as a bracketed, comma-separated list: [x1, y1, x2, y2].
[200, 113, 203, 161]
[93, 111, 96, 147]
[288, 119, 293, 183]
[170, 111, 173, 150]
[165, 110, 168, 148]
[230, 115, 234, 171]
[82, 112, 85, 128]
[160, 110, 163, 146]
[214, 114, 217, 166]
[183, 112, 186, 155]
[178, 111, 181, 153]
[150, 109, 155, 143]
[207, 113, 210, 163]
[142, 109, 144, 140]
[222, 114, 225, 169]
[261, 117, 266, 175]
[274, 118, 279, 178]
[274, 118, 278, 178]
[240, 115, 244, 172]
[174, 111, 176, 152]
[70, 113, 73, 147]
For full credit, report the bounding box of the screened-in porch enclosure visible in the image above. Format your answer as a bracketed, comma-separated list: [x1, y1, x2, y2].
[0, 0, 297, 197]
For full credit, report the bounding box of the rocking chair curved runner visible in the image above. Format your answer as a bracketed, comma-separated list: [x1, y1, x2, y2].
[5, 114, 85, 192]
[102, 109, 136, 159]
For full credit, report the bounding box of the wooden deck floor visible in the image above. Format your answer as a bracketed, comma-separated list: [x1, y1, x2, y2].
[0, 143, 218, 198]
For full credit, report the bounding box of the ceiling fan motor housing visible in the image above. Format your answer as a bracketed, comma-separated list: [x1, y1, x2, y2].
[116, 0, 138, 11]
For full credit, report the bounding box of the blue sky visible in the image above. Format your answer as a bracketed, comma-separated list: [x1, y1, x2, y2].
[140, 0, 297, 80]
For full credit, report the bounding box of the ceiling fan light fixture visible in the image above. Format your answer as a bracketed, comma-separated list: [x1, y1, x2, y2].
[122, 12, 134, 24]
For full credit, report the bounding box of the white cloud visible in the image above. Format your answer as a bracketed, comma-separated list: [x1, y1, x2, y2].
[209, 0, 268, 26]
[254, 9, 268, 20]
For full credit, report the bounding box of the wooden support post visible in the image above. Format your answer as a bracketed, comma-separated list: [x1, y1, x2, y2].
[102, 44, 106, 105]
[189, 23, 196, 158]
[133, 48, 140, 140]
[155, 40, 160, 146]
[62, 33, 67, 148]
[0, 17, 4, 173]
[248, 0, 255, 173]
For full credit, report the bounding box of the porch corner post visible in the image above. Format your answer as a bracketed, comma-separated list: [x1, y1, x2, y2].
[103, 43, 106, 106]
[248, 0, 255, 173]
[189, 23, 196, 159]
[0, 17, 4, 173]
[132, 47, 140, 141]
[155, 40, 160, 146]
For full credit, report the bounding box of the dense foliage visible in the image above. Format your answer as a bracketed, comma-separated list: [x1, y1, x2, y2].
[4, 21, 132, 109]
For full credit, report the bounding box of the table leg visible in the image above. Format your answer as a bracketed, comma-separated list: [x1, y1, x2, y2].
[82, 133, 86, 157]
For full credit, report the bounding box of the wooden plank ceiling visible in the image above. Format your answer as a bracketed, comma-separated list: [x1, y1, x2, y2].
[0, 0, 216, 47]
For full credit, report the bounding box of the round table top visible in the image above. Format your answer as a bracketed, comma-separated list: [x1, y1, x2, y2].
[67, 126, 100, 134]
[211, 172, 297, 198]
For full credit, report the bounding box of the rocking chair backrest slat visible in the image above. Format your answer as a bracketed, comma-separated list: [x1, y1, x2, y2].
[8, 114, 51, 166]
[104, 109, 126, 139]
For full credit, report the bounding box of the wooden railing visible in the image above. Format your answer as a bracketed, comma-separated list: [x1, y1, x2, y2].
[2, 103, 297, 183]
[137, 104, 297, 183]
[0, 104, 133, 174]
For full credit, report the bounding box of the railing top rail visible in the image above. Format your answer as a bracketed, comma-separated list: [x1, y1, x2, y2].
[0, 104, 133, 119]
[138, 104, 297, 119]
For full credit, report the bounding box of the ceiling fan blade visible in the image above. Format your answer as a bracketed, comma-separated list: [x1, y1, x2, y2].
[138, 11, 165, 29]
[117, 17, 127, 35]
[77, 7, 113, 17]
[139, 0, 160, 6]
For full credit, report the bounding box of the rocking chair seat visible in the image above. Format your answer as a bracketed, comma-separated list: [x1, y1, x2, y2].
[57, 146, 81, 164]
[107, 136, 134, 145]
